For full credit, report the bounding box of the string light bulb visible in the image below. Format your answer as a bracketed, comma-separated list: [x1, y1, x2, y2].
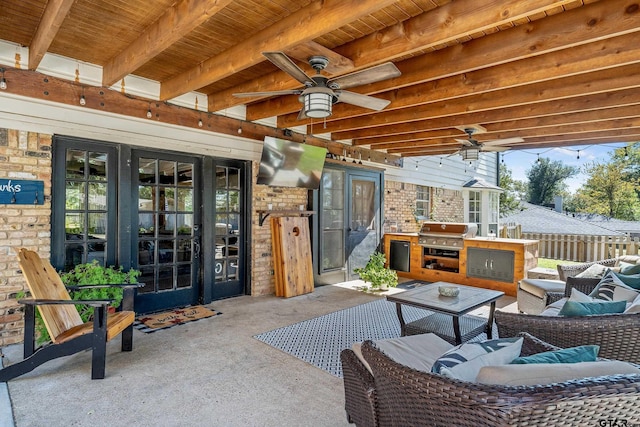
[439, 158, 442, 167]
[79, 86, 86, 106]
[146, 103, 152, 119]
[577, 150, 580, 160]
[624, 146, 629, 159]
[415, 161, 419, 169]
[536, 154, 541, 164]
[198, 118, 203, 128]
[0, 68, 6, 90]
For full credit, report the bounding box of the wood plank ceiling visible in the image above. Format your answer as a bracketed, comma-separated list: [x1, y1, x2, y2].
[0, 0, 638, 158]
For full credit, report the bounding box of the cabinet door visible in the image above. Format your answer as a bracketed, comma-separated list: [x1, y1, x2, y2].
[466, 247, 514, 282]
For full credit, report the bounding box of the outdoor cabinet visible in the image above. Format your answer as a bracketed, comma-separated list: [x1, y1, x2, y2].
[466, 247, 515, 283]
[389, 240, 411, 272]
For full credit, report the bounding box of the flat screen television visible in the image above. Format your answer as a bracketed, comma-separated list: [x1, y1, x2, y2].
[256, 136, 327, 189]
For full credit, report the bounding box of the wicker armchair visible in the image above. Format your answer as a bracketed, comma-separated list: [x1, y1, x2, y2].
[357, 333, 640, 427]
[556, 257, 617, 281]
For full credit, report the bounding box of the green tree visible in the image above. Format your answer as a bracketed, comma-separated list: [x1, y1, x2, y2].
[526, 157, 578, 205]
[611, 142, 640, 199]
[498, 163, 525, 215]
[573, 160, 640, 220]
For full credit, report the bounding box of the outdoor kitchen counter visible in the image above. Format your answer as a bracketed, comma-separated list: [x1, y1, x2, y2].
[383, 233, 539, 297]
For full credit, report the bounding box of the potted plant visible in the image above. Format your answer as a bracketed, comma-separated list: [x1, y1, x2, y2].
[354, 252, 398, 291]
[61, 260, 141, 323]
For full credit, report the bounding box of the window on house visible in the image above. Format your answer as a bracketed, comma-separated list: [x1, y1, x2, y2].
[415, 185, 430, 218]
[468, 191, 481, 231]
[489, 192, 499, 234]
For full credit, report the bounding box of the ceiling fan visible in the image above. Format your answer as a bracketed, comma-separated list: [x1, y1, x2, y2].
[233, 52, 401, 120]
[454, 127, 524, 160]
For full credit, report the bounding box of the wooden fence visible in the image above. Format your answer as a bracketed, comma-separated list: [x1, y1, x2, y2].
[519, 232, 640, 262]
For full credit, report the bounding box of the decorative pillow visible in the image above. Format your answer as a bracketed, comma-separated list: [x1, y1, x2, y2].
[589, 270, 640, 302]
[624, 293, 640, 314]
[558, 300, 626, 317]
[568, 288, 594, 303]
[431, 337, 523, 382]
[619, 261, 640, 275]
[511, 345, 599, 364]
[476, 361, 640, 386]
[613, 272, 640, 289]
[575, 263, 609, 279]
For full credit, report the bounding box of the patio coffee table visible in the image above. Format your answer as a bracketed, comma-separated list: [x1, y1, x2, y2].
[386, 281, 504, 345]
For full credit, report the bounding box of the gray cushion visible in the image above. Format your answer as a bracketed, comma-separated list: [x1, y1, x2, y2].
[476, 360, 640, 386]
[519, 279, 565, 299]
[353, 333, 453, 374]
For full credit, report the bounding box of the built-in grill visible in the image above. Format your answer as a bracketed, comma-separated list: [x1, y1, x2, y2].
[418, 222, 478, 272]
[418, 222, 478, 250]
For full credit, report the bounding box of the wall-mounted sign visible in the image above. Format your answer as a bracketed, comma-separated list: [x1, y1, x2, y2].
[0, 179, 45, 205]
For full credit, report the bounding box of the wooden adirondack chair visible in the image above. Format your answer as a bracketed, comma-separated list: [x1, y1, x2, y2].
[0, 248, 141, 381]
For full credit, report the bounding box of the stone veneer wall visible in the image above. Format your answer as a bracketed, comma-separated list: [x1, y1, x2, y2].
[0, 129, 52, 347]
[383, 180, 464, 233]
[250, 162, 309, 296]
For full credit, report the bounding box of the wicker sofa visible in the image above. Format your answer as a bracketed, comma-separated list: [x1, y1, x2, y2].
[498, 276, 640, 363]
[340, 332, 640, 426]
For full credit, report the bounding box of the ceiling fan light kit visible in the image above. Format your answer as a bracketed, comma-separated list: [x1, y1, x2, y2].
[461, 147, 480, 161]
[300, 85, 336, 118]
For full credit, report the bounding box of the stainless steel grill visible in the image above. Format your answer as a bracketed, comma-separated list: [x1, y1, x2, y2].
[417, 222, 478, 251]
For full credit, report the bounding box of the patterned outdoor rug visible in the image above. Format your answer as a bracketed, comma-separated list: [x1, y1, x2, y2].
[253, 298, 431, 378]
[135, 305, 221, 333]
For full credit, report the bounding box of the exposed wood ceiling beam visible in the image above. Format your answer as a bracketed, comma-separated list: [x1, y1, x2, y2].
[244, 0, 597, 121]
[160, 0, 397, 101]
[312, 63, 640, 134]
[274, 30, 640, 127]
[360, 105, 640, 147]
[377, 118, 640, 152]
[334, 88, 640, 141]
[28, 0, 75, 70]
[102, 0, 234, 87]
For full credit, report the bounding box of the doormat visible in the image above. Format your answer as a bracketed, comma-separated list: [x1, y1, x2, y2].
[135, 305, 221, 333]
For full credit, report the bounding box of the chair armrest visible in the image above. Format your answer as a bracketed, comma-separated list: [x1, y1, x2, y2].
[65, 283, 144, 291]
[546, 291, 565, 305]
[18, 298, 111, 307]
[518, 332, 562, 355]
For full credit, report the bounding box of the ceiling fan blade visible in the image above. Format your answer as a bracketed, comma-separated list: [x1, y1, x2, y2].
[482, 146, 510, 152]
[233, 89, 301, 98]
[263, 52, 314, 85]
[455, 138, 477, 147]
[337, 91, 390, 111]
[482, 137, 525, 146]
[297, 108, 307, 121]
[328, 62, 401, 90]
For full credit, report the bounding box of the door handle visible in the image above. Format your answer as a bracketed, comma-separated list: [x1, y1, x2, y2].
[194, 239, 201, 259]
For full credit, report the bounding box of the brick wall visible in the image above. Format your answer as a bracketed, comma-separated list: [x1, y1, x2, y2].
[383, 180, 464, 232]
[0, 129, 52, 347]
[250, 162, 309, 296]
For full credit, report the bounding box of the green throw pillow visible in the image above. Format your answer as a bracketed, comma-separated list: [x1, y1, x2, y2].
[558, 300, 627, 317]
[510, 345, 599, 364]
[619, 261, 640, 275]
[613, 271, 640, 289]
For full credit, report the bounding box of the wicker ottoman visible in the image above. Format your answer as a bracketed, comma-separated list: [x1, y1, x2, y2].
[517, 278, 565, 314]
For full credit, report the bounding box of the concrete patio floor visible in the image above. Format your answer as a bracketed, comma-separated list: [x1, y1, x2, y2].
[1, 282, 516, 427]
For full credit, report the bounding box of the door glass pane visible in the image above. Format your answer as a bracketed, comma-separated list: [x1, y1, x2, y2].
[177, 162, 193, 186]
[88, 152, 107, 181]
[66, 150, 85, 179]
[320, 169, 345, 272]
[352, 181, 375, 231]
[177, 188, 193, 211]
[158, 267, 174, 291]
[66, 182, 85, 210]
[159, 160, 175, 185]
[214, 166, 242, 283]
[88, 183, 107, 210]
[139, 158, 157, 184]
